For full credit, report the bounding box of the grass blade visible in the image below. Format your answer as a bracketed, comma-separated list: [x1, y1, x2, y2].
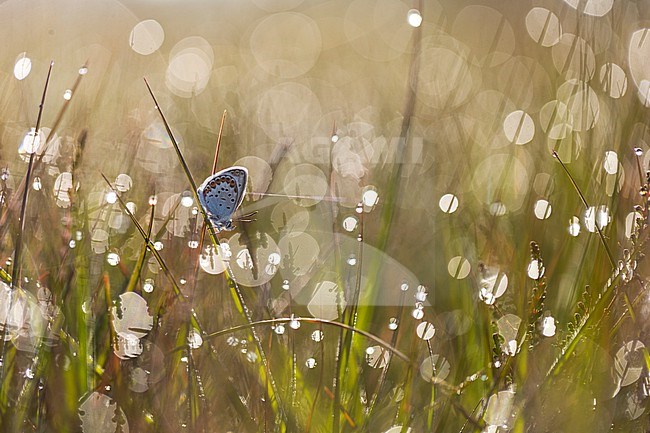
[142, 79, 288, 427]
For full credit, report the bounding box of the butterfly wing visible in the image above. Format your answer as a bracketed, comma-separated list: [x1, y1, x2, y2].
[228, 166, 248, 209]
[197, 166, 248, 229]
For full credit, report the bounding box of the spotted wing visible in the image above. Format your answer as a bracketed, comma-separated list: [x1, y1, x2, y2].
[197, 166, 248, 226]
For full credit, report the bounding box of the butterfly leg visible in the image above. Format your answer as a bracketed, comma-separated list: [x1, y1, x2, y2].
[233, 211, 258, 223]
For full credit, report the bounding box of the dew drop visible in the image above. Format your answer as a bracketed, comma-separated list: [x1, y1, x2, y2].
[14, 55, 31, 80]
[187, 329, 203, 349]
[143, 278, 154, 293]
[107, 252, 120, 266]
[105, 191, 118, 204]
[407, 9, 423, 27]
[289, 317, 301, 329]
[415, 285, 427, 302]
[533, 199, 552, 219]
[541, 316, 556, 337]
[342, 216, 358, 232]
[527, 259, 544, 279]
[568, 216, 581, 237]
[439, 193, 459, 213]
[362, 189, 379, 207]
[180, 194, 193, 208]
[416, 321, 436, 340]
[447, 256, 471, 279]
[603, 151, 619, 175]
[20, 128, 42, 155]
[268, 252, 281, 265]
[126, 201, 137, 214]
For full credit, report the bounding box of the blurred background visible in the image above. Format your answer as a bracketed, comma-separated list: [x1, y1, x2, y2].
[0, 0, 650, 432]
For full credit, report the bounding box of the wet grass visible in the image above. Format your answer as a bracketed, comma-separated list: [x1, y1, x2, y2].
[1, 34, 650, 433]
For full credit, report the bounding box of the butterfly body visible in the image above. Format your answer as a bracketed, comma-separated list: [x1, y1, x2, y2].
[197, 166, 248, 232]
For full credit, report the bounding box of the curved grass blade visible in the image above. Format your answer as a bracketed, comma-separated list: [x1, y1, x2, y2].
[168, 317, 410, 362]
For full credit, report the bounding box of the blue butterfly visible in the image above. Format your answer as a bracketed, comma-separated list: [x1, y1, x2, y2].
[197, 166, 250, 232]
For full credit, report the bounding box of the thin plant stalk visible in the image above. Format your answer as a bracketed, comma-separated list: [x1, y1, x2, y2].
[11, 60, 54, 287]
[0, 61, 54, 389]
[124, 202, 155, 293]
[333, 201, 365, 432]
[101, 175, 202, 311]
[142, 79, 287, 426]
[212, 109, 227, 173]
[196, 109, 228, 262]
[101, 174, 259, 429]
[0, 63, 87, 238]
[362, 288, 408, 429]
[305, 322, 325, 433]
[191, 110, 226, 290]
[552, 151, 615, 268]
[352, 11, 423, 424]
[33, 62, 88, 169]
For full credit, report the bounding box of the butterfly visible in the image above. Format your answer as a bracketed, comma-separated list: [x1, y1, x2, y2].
[197, 166, 253, 232]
